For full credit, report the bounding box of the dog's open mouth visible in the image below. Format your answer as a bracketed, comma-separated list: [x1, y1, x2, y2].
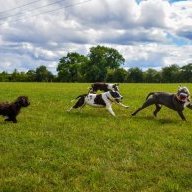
[178, 93, 188, 101]
[115, 98, 122, 103]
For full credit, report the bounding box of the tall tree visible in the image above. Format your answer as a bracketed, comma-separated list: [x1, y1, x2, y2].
[161, 65, 180, 83]
[36, 65, 54, 82]
[57, 52, 88, 82]
[0, 71, 9, 82]
[84, 45, 125, 82]
[106, 68, 128, 82]
[144, 68, 161, 83]
[9, 69, 19, 82]
[26, 70, 36, 82]
[180, 63, 192, 82]
[127, 67, 143, 83]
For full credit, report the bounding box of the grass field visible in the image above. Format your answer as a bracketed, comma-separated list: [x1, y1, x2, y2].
[0, 83, 192, 192]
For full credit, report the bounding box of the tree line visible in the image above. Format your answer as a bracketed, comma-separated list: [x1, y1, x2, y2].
[0, 45, 192, 83]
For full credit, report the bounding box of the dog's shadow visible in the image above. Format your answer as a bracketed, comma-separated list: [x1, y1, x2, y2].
[65, 110, 112, 119]
[0, 120, 15, 125]
[65, 111, 103, 118]
[131, 115, 180, 125]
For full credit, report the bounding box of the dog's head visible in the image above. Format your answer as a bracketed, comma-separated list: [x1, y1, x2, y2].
[177, 86, 190, 102]
[112, 83, 119, 92]
[108, 91, 123, 102]
[16, 96, 30, 107]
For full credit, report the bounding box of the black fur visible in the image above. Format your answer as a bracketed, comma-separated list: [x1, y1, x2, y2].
[94, 94, 106, 106]
[110, 91, 122, 99]
[0, 96, 30, 123]
[89, 83, 119, 93]
[72, 94, 87, 108]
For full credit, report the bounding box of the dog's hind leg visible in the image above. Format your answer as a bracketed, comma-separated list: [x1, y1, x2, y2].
[78, 103, 86, 112]
[132, 98, 155, 116]
[67, 97, 85, 112]
[5, 116, 17, 123]
[177, 111, 186, 121]
[153, 104, 162, 117]
[88, 87, 93, 93]
[106, 106, 116, 117]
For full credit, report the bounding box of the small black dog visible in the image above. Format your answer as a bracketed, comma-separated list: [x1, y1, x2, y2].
[0, 96, 30, 123]
[132, 86, 192, 121]
[89, 82, 119, 93]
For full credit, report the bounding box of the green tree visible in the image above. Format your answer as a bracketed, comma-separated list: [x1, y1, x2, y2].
[26, 70, 36, 82]
[84, 45, 125, 82]
[9, 69, 28, 82]
[144, 68, 161, 83]
[18, 72, 28, 82]
[57, 52, 88, 82]
[106, 68, 128, 82]
[9, 69, 19, 82]
[179, 63, 192, 82]
[161, 65, 180, 83]
[0, 71, 9, 82]
[127, 67, 143, 83]
[36, 65, 54, 82]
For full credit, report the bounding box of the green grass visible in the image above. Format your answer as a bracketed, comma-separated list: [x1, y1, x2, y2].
[0, 83, 192, 192]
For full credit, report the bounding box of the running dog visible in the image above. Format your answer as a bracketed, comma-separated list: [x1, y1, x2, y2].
[89, 82, 119, 93]
[0, 96, 30, 123]
[67, 91, 128, 116]
[132, 86, 192, 121]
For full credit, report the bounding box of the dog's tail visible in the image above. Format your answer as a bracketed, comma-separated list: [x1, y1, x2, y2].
[88, 84, 94, 93]
[146, 92, 155, 100]
[88, 87, 93, 93]
[75, 94, 87, 100]
[70, 94, 87, 103]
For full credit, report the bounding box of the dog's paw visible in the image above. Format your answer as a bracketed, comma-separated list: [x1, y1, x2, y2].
[5, 118, 11, 121]
[66, 107, 72, 112]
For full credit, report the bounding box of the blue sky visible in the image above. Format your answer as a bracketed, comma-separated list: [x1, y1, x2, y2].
[0, 0, 192, 73]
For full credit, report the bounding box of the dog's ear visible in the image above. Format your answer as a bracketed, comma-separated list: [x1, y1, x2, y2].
[178, 85, 182, 91]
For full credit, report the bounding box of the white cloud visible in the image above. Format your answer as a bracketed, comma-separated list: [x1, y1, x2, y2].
[0, 0, 191, 73]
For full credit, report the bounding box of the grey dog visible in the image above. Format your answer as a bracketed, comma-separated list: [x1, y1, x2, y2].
[132, 86, 192, 121]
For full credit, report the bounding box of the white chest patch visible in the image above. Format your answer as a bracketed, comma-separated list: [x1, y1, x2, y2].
[184, 100, 190, 108]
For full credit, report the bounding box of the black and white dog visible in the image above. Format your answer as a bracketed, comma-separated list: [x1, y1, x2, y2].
[89, 82, 119, 93]
[67, 91, 128, 116]
[132, 86, 192, 121]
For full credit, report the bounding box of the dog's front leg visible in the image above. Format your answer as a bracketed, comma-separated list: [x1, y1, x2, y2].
[187, 102, 192, 109]
[12, 118, 17, 123]
[177, 111, 186, 121]
[5, 116, 17, 123]
[116, 102, 129, 108]
[5, 118, 12, 122]
[106, 106, 116, 117]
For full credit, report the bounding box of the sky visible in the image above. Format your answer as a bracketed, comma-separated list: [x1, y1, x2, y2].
[0, 0, 192, 73]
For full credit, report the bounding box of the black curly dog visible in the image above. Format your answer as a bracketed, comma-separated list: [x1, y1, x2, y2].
[0, 96, 30, 123]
